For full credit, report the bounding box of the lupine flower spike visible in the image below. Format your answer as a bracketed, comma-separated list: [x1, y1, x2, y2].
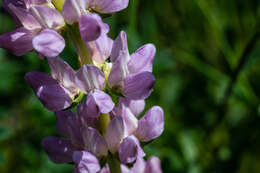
[0, 0, 165, 172]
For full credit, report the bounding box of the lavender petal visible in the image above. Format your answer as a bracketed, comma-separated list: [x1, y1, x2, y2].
[8, 4, 42, 30]
[123, 72, 155, 100]
[110, 31, 128, 62]
[119, 135, 138, 164]
[90, 0, 129, 14]
[79, 13, 102, 42]
[62, 0, 86, 24]
[87, 33, 113, 63]
[75, 65, 105, 93]
[121, 105, 138, 136]
[131, 157, 146, 173]
[48, 57, 76, 90]
[105, 116, 125, 153]
[108, 51, 129, 89]
[135, 106, 164, 142]
[81, 126, 108, 157]
[144, 156, 163, 173]
[32, 29, 65, 58]
[128, 44, 156, 74]
[118, 97, 145, 117]
[29, 5, 65, 29]
[73, 151, 101, 173]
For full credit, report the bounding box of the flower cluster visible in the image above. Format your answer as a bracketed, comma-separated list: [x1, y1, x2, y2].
[1, 0, 164, 172]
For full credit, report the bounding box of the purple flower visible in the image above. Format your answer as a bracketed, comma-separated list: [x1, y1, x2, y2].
[108, 31, 156, 100]
[43, 109, 108, 163]
[112, 100, 164, 142]
[111, 97, 145, 117]
[62, 0, 129, 24]
[62, 0, 126, 64]
[42, 97, 163, 170]
[0, 1, 65, 57]
[79, 90, 114, 118]
[119, 135, 145, 164]
[25, 58, 78, 111]
[85, 16, 113, 64]
[135, 106, 164, 142]
[105, 115, 125, 153]
[25, 57, 111, 111]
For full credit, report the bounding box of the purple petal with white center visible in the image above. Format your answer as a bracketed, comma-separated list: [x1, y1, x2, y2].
[144, 156, 163, 173]
[32, 29, 65, 57]
[24, 71, 57, 92]
[42, 137, 74, 164]
[36, 84, 72, 111]
[79, 13, 102, 42]
[128, 44, 156, 74]
[105, 116, 125, 153]
[121, 105, 138, 136]
[131, 157, 146, 173]
[110, 31, 128, 62]
[135, 106, 164, 142]
[108, 51, 130, 89]
[0, 27, 34, 56]
[119, 135, 138, 164]
[87, 33, 113, 63]
[62, 0, 87, 24]
[81, 126, 108, 157]
[88, 0, 129, 14]
[8, 4, 42, 30]
[73, 151, 101, 173]
[29, 5, 65, 29]
[123, 72, 155, 100]
[75, 65, 105, 93]
[48, 57, 76, 90]
[118, 97, 145, 117]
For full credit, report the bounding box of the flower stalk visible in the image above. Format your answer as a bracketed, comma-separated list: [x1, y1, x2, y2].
[52, 0, 66, 11]
[67, 25, 93, 65]
[99, 114, 110, 136]
[107, 153, 122, 173]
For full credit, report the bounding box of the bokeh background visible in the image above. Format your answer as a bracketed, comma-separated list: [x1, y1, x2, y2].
[1, 0, 260, 172]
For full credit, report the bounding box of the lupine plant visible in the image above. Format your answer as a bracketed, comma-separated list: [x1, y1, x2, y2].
[0, 0, 164, 172]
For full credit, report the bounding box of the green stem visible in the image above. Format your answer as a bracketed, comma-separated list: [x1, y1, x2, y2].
[52, 0, 65, 11]
[67, 25, 93, 66]
[107, 153, 122, 173]
[99, 114, 110, 136]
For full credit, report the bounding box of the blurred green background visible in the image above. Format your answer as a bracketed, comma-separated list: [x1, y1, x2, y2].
[1, 0, 260, 172]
